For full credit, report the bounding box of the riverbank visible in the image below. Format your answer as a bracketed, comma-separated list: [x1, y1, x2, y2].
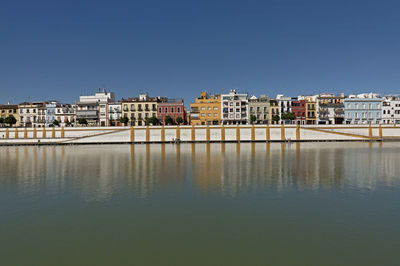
[0, 125, 399, 145]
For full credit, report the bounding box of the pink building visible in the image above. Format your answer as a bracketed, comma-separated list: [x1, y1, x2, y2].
[158, 99, 186, 125]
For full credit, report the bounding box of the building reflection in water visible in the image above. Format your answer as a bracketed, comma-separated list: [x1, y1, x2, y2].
[1, 142, 400, 200]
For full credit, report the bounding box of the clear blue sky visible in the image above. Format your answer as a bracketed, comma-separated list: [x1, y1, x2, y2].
[1, 0, 400, 105]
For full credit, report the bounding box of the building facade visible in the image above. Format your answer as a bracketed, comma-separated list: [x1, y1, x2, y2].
[121, 93, 160, 126]
[305, 96, 317, 124]
[269, 99, 280, 124]
[344, 94, 382, 124]
[248, 95, 270, 124]
[55, 104, 75, 127]
[158, 99, 185, 125]
[18, 102, 46, 127]
[190, 92, 221, 125]
[317, 93, 345, 125]
[76, 89, 115, 126]
[221, 89, 248, 125]
[0, 104, 20, 127]
[382, 96, 400, 124]
[108, 102, 122, 126]
[46, 101, 58, 127]
[291, 99, 306, 125]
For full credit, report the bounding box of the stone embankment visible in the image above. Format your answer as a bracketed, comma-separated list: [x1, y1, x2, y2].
[0, 125, 399, 145]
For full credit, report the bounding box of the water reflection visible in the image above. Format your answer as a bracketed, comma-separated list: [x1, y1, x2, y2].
[1, 142, 400, 201]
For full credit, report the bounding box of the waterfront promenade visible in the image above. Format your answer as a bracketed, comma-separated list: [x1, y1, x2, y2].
[1, 124, 400, 145]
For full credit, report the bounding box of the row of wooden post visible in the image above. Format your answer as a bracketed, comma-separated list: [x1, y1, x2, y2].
[2, 127, 65, 139]
[369, 124, 383, 139]
[129, 124, 299, 142]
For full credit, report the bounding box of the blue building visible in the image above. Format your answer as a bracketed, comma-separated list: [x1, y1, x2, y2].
[46, 101, 58, 127]
[344, 94, 382, 124]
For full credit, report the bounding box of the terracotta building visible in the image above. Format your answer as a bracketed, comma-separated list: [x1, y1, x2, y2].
[291, 99, 306, 125]
[158, 99, 186, 125]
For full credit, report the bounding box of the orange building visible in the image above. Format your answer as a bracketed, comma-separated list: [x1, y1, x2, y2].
[190, 92, 221, 125]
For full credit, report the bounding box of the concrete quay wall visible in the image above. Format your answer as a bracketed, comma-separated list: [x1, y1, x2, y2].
[0, 125, 399, 145]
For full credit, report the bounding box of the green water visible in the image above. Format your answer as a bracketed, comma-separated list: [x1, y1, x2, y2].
[1, 143, 400, 266]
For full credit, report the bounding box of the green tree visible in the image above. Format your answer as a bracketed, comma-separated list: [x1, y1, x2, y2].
[176, 116, 183, 125]
[272, 115, 280, 124]
[78, 118, 88, 126]
[0, 117, 4, 126]
[119, 116, 129, 126]
[146, 116, 159, 126]
[250, 115, 257, 124]
[4, 115, 17, 127]
[66, 119, 72, 127]
[164, 116, 174, 125]
[281, 112, 296, 124]
[52, 120, 60, 126]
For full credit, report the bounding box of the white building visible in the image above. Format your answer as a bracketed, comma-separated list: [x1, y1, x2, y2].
[18, 102, 46, 128]
[55, 104, 75, 127]
[221, 89, 248, 125]
[76, 88, 115, 126]
[276, 94, 293, 115]
[382, 96, 400, 124]
[316, 93, 345, 125]
[108, 102, 122, 126]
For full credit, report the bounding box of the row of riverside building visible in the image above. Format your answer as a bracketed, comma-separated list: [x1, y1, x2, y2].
[1, 88, 400, 127]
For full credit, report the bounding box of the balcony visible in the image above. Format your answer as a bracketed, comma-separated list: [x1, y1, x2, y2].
[334, 109, 344, 114]
[76, 110, 98, 119]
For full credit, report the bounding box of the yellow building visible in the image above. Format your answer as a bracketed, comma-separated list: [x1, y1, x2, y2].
[269, 99, 280, 124]
[0, 104, 20, 127]
[305, 96, 317, 124]
[190, 92, 221, 125]
[121, 93, 160, 126]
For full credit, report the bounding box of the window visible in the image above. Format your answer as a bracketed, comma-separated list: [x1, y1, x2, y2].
[213, 107, 218, 110]
[355, 112, 359, 118]
[355, 103, 359, 109]
[362, 104, 366, 109]
[171, 107, 174, 113]
[159, 107, 162, 113]
[208, 107, 211, 110]
[165, 107, 168, 113]
[347, 103, 350, 108]
[201, 107, 205, 110]
[369, 112, 372, 118]
[214, 113, 218, 117]
[377, 104, 380, 108]
[201, 113, 205, 117]
[369, 103, 372, 109]
[177, 107, 181, 113]
[208, 113, 211, 117]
